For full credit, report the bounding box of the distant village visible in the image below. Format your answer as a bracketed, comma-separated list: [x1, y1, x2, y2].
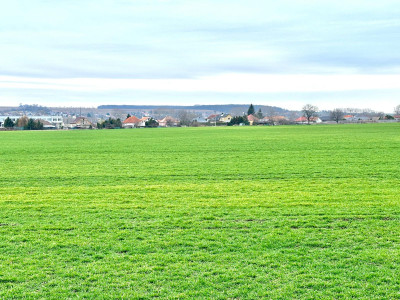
[0, 103, 399, 130]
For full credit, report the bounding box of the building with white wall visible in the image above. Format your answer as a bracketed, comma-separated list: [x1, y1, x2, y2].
[0, 116, 64, 128]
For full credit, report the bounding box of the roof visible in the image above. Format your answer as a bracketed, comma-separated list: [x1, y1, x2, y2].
[70, 117, 89, 124]
[123, 116, 141, 124]
[295, 116, 307, 122]
[247, 115, 259, 122]
[37, 119, 53, 126]
[158, 116, 178, 123]
[296, 116, 319, 122]
[262, 116, 286, 121]
[207, 114, 219, 120]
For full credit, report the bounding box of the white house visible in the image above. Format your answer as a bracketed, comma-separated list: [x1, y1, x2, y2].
[123, 116, 141, 128]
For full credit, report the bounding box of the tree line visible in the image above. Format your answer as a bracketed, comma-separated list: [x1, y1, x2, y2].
[3, 117, 43, 130]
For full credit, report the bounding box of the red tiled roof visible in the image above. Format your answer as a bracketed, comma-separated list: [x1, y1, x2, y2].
[296, 116, 319, 122]
[295, 117, 307, 122]
[247, 115, 259, 121]
[123, 116, 141, 124]
[207, 114, 219, 119]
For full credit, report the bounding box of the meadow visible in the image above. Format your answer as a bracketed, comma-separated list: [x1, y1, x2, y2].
[0, 123, 399, 298]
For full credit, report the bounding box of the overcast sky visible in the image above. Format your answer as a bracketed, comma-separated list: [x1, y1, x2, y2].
[1, 0, 400, 112]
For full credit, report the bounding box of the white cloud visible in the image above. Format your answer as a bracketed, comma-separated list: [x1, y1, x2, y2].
[0, 0, 399, 110]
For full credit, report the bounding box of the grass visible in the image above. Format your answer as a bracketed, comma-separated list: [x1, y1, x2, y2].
[0, 123, 399, 298]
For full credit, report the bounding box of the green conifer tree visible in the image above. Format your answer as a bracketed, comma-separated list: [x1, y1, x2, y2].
[256, 108, 263, 119]
[247, 104, 255, 115]
[4, 117, 14, 128]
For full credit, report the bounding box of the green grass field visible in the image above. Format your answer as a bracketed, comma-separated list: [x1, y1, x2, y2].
[1, 123, 399, 298]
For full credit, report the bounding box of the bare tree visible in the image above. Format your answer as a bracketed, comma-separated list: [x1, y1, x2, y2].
[166, 119, 174, 127]
[302, 104, 318, 124]
[265, 107, 277, 125]
[17, 116, 29, 127]
[288, 111, 298, 122]
[394, 105, 400, 115]
[377, 111, 385, 120]
[330, 108, 344, 124]
[177, 110, 196, 126]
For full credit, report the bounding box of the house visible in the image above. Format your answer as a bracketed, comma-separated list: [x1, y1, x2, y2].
[295, 116, 322, 124]
[158, 116, 179, 127]
[123, 116, 141, 128]
[219, 114, 232, 123]
[343, 115, 358, 122]
[67, 117, 93, 129]
[247, 114, 259, 125]
[261, 116, 288, 125]
[38, 119, 56, 129]
[206, 113, 232, 124]
[191, 116, 208, 124]
[36, 116, 64, 128]
[275, 116, 288, 123]
[355, 116, 370, 121]
[140, 116, 150, 125]
[260, 116, 271, 124]
[206, 114, 219, 123]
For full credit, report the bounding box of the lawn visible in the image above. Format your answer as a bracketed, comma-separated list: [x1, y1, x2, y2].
[0, 123, 399, 298]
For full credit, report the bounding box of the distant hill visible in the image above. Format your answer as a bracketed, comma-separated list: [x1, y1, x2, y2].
[97, 104, 291, 115]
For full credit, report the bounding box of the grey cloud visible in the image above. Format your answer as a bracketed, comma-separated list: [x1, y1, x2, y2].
[2, 0, 400, 78]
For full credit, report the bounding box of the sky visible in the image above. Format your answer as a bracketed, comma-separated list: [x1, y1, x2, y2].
[1, 0, 400, 112]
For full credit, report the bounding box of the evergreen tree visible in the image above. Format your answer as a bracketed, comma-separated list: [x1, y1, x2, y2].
[115, 118, 122, 128]
[256, 108, 263, 119]
[24, 119, 36, 130]
[126, 114, 131, 119]
[97, 117, 123, 129]
[228, 116, 249, 126]
[145, 118, 159, 127]
[36, 120, 43, 130]
[247, 104, 255, 115]
[24, 119, 43, 130]
[3, 117, 14, 128]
